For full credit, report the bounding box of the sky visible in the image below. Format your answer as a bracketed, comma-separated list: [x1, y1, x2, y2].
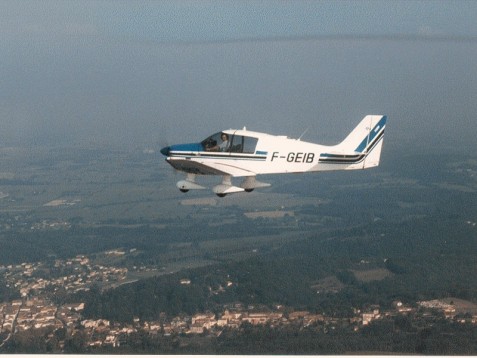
[1, 0, 477, 154]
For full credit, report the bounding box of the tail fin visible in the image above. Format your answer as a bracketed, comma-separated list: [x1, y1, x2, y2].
[328, 115, 387, 169]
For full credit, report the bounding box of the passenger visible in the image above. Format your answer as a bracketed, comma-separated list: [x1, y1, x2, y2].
[206, 133, 229, 152]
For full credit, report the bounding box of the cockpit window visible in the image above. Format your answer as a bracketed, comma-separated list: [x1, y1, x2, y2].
[201, 132, 258, 154]
[230, 135, 258, 154]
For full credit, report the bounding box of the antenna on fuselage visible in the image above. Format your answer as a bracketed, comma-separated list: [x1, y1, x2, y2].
[298, 128, 309, 141]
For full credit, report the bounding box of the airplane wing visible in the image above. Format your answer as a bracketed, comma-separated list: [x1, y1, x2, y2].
[166, 158, 256, 177]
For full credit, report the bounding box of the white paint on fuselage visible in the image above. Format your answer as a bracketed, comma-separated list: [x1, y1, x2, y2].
[168, 131, 353, 176]
[165, 115, 386, 178]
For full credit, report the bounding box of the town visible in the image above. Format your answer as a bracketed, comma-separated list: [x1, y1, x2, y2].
[1, 253, 477, 351]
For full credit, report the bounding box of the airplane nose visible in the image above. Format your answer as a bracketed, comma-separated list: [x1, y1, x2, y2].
[160, 146, 170, 156]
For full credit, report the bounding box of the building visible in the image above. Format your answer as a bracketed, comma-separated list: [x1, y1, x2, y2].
[288, 311, 310, 321]
[362, 309, 380, 325]
[242, 312, 283, 325]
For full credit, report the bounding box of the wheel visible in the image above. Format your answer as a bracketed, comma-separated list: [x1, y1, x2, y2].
[216, 193, 226, 198]
[180, 189, 189, 193]
[244, 188, 254, 193]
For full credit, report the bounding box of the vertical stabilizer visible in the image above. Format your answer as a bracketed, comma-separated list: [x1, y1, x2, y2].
[336, 115, 386, 153]
[319, 115, 386, 170]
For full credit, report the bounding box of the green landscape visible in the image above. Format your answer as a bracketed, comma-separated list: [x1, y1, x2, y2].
[1, 144, 477, 353]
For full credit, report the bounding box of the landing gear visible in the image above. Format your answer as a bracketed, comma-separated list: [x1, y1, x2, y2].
[240, 177, 270, 192]
[175, 174, 270, 196]
[213, 175, 244, 197]
[176, 173, 206, 193]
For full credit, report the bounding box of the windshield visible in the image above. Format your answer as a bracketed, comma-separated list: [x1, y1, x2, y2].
[201, 132, 230, 152]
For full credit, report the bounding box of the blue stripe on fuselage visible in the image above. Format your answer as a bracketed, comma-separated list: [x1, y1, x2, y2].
[320, 129, 384, 164]
[169, 152, 267, 161]
[166, 144, 267, 161]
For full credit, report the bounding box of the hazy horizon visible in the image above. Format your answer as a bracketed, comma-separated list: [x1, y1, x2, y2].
[1, 1, 476, 155]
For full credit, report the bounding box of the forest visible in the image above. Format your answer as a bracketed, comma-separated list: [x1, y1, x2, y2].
[65, 210, 477, 324]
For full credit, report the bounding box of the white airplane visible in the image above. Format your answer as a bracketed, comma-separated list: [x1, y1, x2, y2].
[160, 115, 386, 197]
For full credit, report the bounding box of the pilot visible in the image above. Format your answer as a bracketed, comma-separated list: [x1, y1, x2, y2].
[207, 133, 229, 152]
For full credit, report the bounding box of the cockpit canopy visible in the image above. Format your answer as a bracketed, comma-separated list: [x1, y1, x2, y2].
[201, 132, 258, 154]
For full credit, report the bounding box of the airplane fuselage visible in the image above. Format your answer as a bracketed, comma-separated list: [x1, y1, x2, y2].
[160, 115, 386, 195]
